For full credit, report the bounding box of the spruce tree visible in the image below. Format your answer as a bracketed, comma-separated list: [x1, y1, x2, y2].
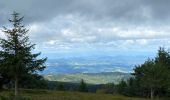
[133, 49, 170, 99]
[0, 12, 47, 96]
[79, 79, 88, 92]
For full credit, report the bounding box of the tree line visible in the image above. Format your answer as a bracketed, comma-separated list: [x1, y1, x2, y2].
[96, 47, 170, 99]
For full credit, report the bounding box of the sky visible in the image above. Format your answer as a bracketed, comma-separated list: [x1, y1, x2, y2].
[0, 0, 170, 73]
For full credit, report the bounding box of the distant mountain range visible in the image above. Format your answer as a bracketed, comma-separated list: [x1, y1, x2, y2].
[44, 72, 132, 84]
[41, 55, 149, 84]
[41, 54, 150, 74]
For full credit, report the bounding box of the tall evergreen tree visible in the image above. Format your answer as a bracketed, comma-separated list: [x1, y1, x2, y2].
[79, 79, 88, 92]
[0, 12, 47, 96]
[133, 49, 170, 99]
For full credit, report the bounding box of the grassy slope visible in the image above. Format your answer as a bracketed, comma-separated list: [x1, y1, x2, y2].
[0, 90, 169, 100]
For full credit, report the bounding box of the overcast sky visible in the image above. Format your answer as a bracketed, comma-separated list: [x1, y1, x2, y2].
[0, 0, 170, 58]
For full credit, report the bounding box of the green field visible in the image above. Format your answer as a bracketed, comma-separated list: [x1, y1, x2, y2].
[44, 72, 131, 84]
[0, 90, 169, 100]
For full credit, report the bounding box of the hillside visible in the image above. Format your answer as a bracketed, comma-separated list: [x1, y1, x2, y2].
[44, 72, 131, 84]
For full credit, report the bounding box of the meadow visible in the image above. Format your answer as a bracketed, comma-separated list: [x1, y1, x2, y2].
[0, 90, 169, 100]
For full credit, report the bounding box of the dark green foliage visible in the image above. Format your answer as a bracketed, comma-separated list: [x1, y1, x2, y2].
[115, 80, 127, 95]
[20, 74, 48, 89]
[78, 79, 88, 92]
[96, 83, 115, 94]
[0, 73, 11, 90]
[47, 81, 101, 93]
[108, 47, 170, 99]
[131, 47, 170, 99]
[124, 78, 142, 97]
[0, 12, 47, 96]
[57, 83, 65, 91]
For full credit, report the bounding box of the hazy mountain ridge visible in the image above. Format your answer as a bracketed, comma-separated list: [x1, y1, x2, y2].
[44, 72, 132, 84]
[42, 55, 143, 84]
[42, 54, 150, 74]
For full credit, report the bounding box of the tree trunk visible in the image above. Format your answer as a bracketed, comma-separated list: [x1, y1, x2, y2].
[150, 88, 154, 99]
[15, 76, 18, 96]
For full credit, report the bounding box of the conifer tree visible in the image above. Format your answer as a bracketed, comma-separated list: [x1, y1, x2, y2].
[0, 12, 47, 96]
[79, 79, 88, 92]
[133, 49, 170, 99]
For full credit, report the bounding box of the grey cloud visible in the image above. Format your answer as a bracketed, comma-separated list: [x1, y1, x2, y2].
[28, 14, 170, 46]
[0, 0, 170, 25]
[1, 0, 170, 52]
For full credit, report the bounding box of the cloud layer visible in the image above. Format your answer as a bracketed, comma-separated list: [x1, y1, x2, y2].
[1, 0, 170, 57]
